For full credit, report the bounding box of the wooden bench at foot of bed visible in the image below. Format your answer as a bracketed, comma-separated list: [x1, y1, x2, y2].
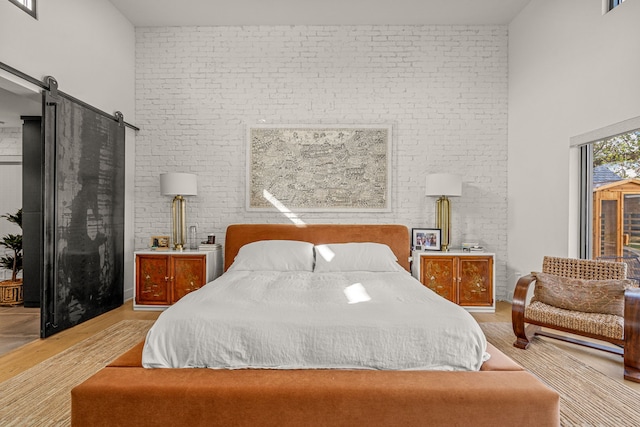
[71, 342, 560, 427]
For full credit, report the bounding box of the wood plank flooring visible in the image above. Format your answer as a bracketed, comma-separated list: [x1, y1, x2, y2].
[0, 301, 159, 383]
[0, 300, 638, 393]
[0, 305, 39, 356]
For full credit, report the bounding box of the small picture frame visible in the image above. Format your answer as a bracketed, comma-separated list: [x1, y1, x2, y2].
[412, 228, 441, 251]
[150, 235, 170, 250]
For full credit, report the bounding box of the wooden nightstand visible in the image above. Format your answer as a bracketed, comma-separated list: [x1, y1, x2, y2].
[134, 246, 222, 311]
[411, 250, 495, 312]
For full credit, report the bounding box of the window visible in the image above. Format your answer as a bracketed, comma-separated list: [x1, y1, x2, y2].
[580, 128, 640, 261]
[608, 0, 626, 11]
[8, 0, 37, 18]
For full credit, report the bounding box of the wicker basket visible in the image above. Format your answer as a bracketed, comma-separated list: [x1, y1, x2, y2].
[0, 280, 24, 306]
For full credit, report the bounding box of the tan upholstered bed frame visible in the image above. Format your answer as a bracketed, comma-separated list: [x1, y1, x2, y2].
[71, 224, 560, 426]
[223, 223, 411, 271]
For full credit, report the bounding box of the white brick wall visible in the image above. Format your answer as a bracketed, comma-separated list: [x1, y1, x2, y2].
[0, 127, 21, 155]
[134, 25, 510, 298]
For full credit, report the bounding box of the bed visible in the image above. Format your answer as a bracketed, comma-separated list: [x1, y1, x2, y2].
[71, 223, 560, 426]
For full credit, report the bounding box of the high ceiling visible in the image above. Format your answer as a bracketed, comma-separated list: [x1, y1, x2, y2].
[1, 0, 532, 128]
[108, 0, 532, 27]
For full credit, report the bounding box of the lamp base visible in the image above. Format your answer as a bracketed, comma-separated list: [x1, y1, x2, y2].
[171, 195, 187, 250]
[436, 196, 451, 252]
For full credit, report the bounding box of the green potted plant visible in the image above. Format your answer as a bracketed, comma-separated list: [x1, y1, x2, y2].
[0, 208, 23, 305]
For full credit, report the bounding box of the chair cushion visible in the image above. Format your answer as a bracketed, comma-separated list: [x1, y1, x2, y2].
[525, 301, 624, 340]
[531, 272, 635, 316]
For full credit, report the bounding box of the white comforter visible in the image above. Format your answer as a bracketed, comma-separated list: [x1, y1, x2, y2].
[142, 270, 489, 371]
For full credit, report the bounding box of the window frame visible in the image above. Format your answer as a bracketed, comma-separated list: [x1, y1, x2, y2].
[8, 0, 37, 19]
[577, 122, 640, 259]
[579, 145, 593, 259]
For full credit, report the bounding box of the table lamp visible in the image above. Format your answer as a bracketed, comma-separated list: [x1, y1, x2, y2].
[425, 173, 462, 252]
[160, 173, 197, 250]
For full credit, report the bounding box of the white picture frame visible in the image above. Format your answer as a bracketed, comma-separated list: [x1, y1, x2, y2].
[412, 228, 442, 251]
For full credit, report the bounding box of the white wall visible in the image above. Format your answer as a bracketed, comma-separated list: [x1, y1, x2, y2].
[134, 25, 512, 299]
[0, 127, 21, 155]
[0, 159, 22, 280]
[0, 0, 135, 119]
[0, 127, 22, 276]
[507, 0, 640, 295]
[0, 0, 137, 299]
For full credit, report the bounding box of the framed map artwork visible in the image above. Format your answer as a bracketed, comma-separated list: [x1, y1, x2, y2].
[247, 125, 392, 212]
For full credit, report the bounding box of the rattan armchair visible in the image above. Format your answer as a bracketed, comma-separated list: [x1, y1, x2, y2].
[512, 256, 640, 383]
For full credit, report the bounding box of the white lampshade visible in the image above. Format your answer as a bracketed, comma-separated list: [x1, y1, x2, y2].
[160, 173, 198, 196]
[425, 173, 462, 197]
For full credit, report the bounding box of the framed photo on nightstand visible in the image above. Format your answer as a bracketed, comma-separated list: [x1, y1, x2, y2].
[412, 228, 441, 251]
[150, 235, 170, 250]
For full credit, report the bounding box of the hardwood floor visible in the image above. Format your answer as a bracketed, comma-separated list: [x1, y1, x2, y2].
[0, 300, 638, 393]
[0, 301, 160, 383]
[0, 305, 39, 356]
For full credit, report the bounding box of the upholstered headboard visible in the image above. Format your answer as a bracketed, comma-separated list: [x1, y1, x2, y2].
[224, 224, 411, 272]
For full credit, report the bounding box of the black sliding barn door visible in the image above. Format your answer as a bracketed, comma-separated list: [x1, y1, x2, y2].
[40, 89, 124, 337]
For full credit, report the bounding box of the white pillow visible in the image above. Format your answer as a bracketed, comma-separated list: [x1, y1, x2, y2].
[228, 240, 314, 272]
[313, 242, 405, 272]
